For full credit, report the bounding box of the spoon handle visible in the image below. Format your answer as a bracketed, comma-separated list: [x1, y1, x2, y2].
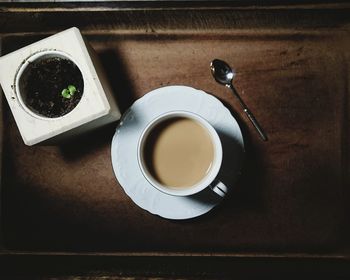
[228, 84, 268, 141]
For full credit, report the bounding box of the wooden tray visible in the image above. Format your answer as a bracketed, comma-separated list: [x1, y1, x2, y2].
[0, 1, 350, 278]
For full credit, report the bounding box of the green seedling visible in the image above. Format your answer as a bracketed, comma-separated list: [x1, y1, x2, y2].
[61, 88, 71, 99]
[61, 85, 77, 99]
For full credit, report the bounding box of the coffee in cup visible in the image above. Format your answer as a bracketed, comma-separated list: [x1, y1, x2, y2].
[138, 111, 227, 197]
[143, 116, 214, 188]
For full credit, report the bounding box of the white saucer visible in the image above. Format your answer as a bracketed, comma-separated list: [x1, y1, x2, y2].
[111, 85, 244, 220]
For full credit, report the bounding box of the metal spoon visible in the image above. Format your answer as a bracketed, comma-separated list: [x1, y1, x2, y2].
[210, 59, 267, 141]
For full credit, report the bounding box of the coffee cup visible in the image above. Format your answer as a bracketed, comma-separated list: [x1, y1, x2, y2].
[137, 111, 228, 197]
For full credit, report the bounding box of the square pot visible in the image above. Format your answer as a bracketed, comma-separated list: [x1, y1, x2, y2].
[0, 27, 121, 146]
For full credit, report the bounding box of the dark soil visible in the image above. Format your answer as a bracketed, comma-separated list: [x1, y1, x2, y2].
[20, 57, 84, 118]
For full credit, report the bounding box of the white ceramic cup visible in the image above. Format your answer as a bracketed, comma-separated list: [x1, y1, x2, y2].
[137, 111, 228, 197]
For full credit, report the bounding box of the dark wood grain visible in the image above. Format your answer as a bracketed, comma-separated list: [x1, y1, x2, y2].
[0, 1, 350, 278]
[2, 29, 349, 253]
[1, 2, 350, 36]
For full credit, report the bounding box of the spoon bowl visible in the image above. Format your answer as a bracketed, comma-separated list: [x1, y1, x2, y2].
[210, 59, 236, 86]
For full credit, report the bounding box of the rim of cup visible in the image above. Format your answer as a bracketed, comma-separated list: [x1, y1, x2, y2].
[137, 110, 223, 196]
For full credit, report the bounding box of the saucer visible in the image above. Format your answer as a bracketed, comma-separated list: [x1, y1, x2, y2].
[111, 85, 244, 220]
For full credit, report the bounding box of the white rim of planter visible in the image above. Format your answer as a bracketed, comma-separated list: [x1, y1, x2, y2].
[14, 49, 85, 120]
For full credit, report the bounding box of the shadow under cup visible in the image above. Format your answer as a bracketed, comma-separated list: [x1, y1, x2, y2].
[137, 111, 223, 197]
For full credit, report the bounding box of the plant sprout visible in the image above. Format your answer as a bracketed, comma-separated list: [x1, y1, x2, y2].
[61, 85, 77, 99]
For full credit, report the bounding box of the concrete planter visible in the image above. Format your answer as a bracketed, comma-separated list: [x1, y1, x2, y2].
[0, 27, 121, 145]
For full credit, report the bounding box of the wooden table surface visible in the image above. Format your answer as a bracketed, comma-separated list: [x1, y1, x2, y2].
[0, 1, 350, 278]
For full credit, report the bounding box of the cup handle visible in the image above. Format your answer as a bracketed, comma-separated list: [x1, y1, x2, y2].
[209, 180, 228, 198]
